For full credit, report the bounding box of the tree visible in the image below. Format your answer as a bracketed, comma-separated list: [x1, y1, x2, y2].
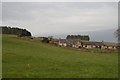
[115, 28, 120, 43]
[1, 26, 32, 37]
[41, 37, 50, 43]
[66, 35, 90, 41]
[115, 28, 120, 37]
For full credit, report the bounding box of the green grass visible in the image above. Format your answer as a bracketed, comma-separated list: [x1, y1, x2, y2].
[2, 35, 118, 78]
[0, 34, 2, 79]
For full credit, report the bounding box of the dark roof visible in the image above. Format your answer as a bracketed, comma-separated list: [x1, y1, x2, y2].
[59, 39, 81, 44]
[81, 41, 103, 46]
[103, 42, 118, 47]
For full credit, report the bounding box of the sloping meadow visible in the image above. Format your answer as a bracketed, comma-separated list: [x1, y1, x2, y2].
[2, 35, 118, 78]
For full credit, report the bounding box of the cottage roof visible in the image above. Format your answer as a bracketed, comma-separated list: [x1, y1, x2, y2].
[103, 42, 118, 47]
[59, 39, 81, 44]
[81, 41, 103, 46]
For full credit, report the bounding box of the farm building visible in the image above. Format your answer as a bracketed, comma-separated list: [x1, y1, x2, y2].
[49, 39, 118, 50]
[81, 41, 103, 49]
[81, 41, 117, 50]
[58, 39, 82, 48]
[58, 39, 118, 50]
[102, 42, 118, 50]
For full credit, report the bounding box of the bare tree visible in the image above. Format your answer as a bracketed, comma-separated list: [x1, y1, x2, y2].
[115, 28, 120, 44]
[115, 29, 120, 37]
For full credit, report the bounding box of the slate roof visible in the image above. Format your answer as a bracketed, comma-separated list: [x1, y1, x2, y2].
[81, 41, 103, 46]
[59, 39, 81, 45]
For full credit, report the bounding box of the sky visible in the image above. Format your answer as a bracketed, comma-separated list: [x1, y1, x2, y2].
[1, 0, 119, 2]
[2, 2, 118, 42]
[0, 3, 2, 25]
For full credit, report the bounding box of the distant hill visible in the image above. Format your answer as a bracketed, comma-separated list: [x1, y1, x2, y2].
[86, 29, 117, 43]
[38, 28, 117, 43]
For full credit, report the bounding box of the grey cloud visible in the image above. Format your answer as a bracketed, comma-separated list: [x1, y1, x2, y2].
[2, 2, 118, 42]
[0, 3, 2, 24]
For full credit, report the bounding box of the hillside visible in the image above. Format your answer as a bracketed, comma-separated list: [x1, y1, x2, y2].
[2, 35, 118, 78]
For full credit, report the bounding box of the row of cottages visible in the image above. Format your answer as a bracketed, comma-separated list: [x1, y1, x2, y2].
[81, 41, 117, 49]
[58, 39, 82, 48]
[57, 39, 118, 50]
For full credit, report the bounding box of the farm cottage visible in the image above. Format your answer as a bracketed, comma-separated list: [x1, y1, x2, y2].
[50, 39, 118, 50]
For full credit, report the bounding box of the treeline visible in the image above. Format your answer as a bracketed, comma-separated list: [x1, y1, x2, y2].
[66, 35, 90, 41]
[1, 26, 32, 36]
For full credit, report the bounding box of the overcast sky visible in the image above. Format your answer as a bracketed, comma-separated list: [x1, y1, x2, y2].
[2, 2, 118, 42]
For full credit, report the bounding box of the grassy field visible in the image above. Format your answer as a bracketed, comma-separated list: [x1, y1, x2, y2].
[0, 34, 2, 79]
[2, 35, 118, 78]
